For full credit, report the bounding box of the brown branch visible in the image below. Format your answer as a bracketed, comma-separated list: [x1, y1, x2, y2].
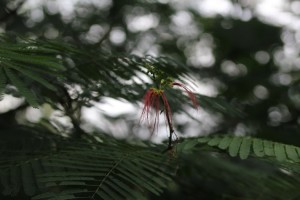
[59, 87, 85, 138]
[97, 25, 113, 46]
[162, 108, 174, 153]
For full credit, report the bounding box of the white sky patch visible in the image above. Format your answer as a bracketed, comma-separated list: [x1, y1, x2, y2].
[221, 60, 248, 77]
[185, 35, 215, 68]
[44, 27, 59, 39]
[234, 123, 248, 136]
[23, 0, 298, 31]
[25, 107, 42, 123]
[255, 51, 270, 64]
[170, 10, 200, 37]
[95, 97, 136, 118]
[133, 71, 153, 85]
[109, 27, 126, 45]
[50, 110, 73, 132]
[253, 85, 269, 100]
[127, 14, 160, 32]
[81, 104, 134, 139]
[130, 33, 157, 56]
[174, 107, 222, 137]
[30, 8, 44, 22]
[21, 0, 44, 10]
[191, 80, 219, 97]
[0, 95, 24, 113]
[87, 0, 112, 9]
[256, 0, 300, 30]
[45, 1, 59, 15]
[85, 24, 105, 43]
[195, 0, 233, 17]
[171, 11, 193, 27]
[291, 1, 300, 15]
[81, 106, 105, 130]
[55, 0, 74, 19]
[180, 74, 220, 97]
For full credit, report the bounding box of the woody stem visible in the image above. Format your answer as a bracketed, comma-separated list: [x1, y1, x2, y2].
[165, 108, 174, 150]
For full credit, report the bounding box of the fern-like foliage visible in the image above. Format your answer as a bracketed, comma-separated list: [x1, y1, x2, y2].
[0, 125, 67, 197]
[2, 36, 300, 200]
[0, 37, 64, 107]
[0, 37, 243, 119]
[172, 149, 300, 200]
[2, 125, 300, 199]
[178, 135, 300, 163]
[33, 142, 174, 200]
[0, 126, 174, 200]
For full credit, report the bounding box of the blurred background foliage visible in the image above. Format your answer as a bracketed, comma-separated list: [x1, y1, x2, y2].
[1, 0, 300, 199]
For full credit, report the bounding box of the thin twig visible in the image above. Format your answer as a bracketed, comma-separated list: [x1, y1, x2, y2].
[91, 154, 127, 200]
[97, 25, 113, 46]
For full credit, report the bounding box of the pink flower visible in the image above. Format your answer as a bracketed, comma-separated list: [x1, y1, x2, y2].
[171, 82, 199, 109]
[140, 81, 198, 137]
[140, 87, 172, 135]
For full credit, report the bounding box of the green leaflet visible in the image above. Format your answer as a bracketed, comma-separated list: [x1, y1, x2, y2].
[208, 136, 222, 147]
[106, 179, 134, 199]
[0, 49, 64, 71]
[197, 136, 300, 163]
[274, 142, 287, 162]
[96, 185, 124, 200]
[0, 44, 60, 55]
[4, 68, 38, 107]
[218, 136, 232, 150]
[7, 64, 57, 91]
[228, 137, 243, 157]
[177, 139, 199, 153]
[285, 145, 300, 162]
[253, 138, 264, 157]
[263, 140, 275, 156]
[198, 137, 211, 143]
[239, 137, 252, 160]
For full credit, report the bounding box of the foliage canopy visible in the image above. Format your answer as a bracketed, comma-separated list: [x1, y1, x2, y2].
[1, 0, 300, 199]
